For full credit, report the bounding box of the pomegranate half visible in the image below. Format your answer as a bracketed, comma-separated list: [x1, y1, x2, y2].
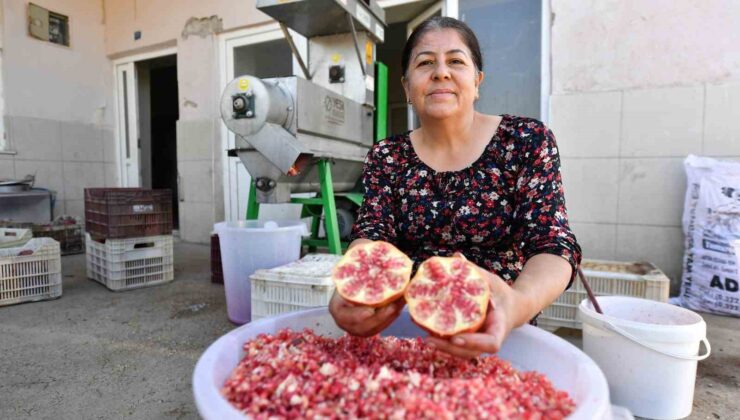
[405, 256, 490, 337]
[332, 241, 413, 307]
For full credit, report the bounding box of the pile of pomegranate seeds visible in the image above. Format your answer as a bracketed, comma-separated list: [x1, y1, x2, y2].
[222, 329, 575, 419]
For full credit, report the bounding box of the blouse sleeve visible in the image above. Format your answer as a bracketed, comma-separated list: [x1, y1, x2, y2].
[349, 140, 398, 243]
[512, 122, 582, 286]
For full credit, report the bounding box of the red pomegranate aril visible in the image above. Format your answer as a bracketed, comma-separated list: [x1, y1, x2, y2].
[332, 241, 413, 307]
[222, 329, 575, 419]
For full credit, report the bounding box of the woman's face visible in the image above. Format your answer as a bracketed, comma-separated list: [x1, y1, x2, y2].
[403, 28, 483, 122]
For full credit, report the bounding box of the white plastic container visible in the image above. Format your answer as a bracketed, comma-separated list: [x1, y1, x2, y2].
[193, 308, 632, 420]
[0, 228, 32, 249]
[250, 253, 341, 320]
[86, 234, 174, 291]
[214, 220, 308, 325]
[539, 259, 669, 331]
[579, 296, 711, 419]
[0, 238, 62, 307]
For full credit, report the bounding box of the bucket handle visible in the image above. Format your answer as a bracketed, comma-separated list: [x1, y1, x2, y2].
[602, 320, 711, 361]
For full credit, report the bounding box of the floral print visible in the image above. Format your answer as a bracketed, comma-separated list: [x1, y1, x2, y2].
[350, 114, 582, 286]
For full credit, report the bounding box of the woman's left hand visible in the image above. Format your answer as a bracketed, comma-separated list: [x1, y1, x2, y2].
[426, 254, 526, 358]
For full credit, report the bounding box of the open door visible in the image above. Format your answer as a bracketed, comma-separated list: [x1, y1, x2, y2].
[115, 62, 140, 187]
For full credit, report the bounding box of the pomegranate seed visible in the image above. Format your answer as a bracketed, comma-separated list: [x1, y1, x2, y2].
[222, 329, 575, 419]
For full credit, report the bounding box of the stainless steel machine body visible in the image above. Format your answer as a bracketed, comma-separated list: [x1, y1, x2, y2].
[220, 0, 386, 203]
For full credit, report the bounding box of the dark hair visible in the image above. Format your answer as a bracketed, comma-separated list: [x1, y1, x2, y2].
[401, 16, 483, 77]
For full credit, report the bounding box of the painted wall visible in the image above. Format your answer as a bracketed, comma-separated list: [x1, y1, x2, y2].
[549, 0, 740, 292]
[0, 0, 117, 221]
[103, 0, 271, 57]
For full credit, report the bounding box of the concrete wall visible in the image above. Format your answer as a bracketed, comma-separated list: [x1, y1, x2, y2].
[175, 22, 223, 244]
[102, 1, 273, 243]
[103, 0, 270, 57]
[549, 0, 740, 292]
[0, 0, 117, 221]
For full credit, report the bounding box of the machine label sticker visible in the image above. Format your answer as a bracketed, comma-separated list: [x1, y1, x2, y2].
[324, 95, 345, 125]
[133, 204, 154, 213]
[332, 53, 341, 64]
[365, 41, 373, 65]
[238, 79, 249, 91]
[355, 6, 371, 29]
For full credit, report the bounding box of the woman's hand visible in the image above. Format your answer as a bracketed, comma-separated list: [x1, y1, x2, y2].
[328, 291, 405, 337]
[425, 254, 527, 358]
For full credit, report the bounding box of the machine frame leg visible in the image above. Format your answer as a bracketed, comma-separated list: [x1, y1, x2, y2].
[246, 179, 260, 220]
[318, 160, 342, 255]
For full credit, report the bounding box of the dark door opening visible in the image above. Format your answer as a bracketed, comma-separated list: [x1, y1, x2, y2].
[137, 55, 179, 229]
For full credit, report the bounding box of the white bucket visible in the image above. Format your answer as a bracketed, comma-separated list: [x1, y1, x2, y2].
[214, 220, 308, 325]
[579, 296, 711, 419]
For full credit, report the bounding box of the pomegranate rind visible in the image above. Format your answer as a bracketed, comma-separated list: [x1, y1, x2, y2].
[332, 241, 413, 307]
[405, 256, 490, 337]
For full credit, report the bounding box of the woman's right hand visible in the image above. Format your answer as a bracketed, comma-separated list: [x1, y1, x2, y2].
[328, 290, 405, 337]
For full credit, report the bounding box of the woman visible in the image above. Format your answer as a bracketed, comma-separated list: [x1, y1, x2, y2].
[329, 17, 581, 358]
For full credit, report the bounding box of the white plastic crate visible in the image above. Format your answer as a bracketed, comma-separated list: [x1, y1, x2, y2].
[0, 238, 62, 307]
[250, 253, 342, 320]
[86, 234, 174, 291]
[0, 228, 32, 249]
[538, 259, 670, 331]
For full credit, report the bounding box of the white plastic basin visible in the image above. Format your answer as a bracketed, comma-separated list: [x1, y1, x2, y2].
[193, 308, 624, 419]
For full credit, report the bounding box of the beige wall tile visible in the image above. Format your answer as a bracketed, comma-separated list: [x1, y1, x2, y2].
[10, 117, 62, 161]
[102, 129, 117, 163]
[177, 119, 214, 161]
[178, 161, 213, 203]
[104, 163, 119, 187]
[179, 202, 213, 244]
[622, 86, 703, 157]
[569, 222, 617, 261]
[616, 225, 685, 294]
[549, 92, 622, 158]
[560, 158, 619, 223]
[61, 122, 103, 162]
[0, 155, 15, 179]
[704, 82, 740, 156]
[15, 160, 64, 201]
[617, 158, 685, 226]
[62, 162, 105, 200]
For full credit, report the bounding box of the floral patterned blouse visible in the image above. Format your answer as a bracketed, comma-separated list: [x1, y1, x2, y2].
[350, 114, 582, 286]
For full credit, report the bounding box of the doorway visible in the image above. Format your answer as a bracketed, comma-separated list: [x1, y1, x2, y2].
[136, 55, 180, 228]
[114, 51, 180, 228]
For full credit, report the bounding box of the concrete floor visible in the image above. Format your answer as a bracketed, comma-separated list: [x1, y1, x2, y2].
[1, 241, 738, 419]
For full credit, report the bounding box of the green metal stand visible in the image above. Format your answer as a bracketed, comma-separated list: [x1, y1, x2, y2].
[375, 61, 388, 142]
[245, 160, 355, 255]
[246, 179, 260, 220]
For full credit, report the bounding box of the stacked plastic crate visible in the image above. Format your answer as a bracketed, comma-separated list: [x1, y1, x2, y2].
[538, 259, 670, 331]
[84, 188, 174, 291]
[250, 254, 342, 320]
[0, 228, 62, 307]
